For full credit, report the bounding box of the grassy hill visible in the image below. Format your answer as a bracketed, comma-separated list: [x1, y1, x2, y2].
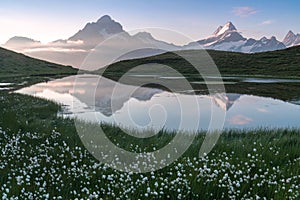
[0, 47, 77, 77]
[100, 46, 300, 79]
[98, 46, 300, 102]
[210, 46, 300, 77]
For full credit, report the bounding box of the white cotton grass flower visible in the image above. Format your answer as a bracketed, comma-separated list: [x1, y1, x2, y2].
[1, 124, 299, 199]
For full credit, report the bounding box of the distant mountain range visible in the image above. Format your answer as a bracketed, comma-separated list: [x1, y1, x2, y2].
[5, 36, 41, 49]
[2, 15, 300, 69]
[185, 22, 286, 53]
[3, 15, 179, 68]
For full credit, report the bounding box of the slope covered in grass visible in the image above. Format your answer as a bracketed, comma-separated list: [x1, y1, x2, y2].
[0, 47, 77, 77]
[100, 46, 300, 78]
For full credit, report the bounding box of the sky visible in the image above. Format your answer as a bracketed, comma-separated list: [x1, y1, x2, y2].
[1, 0, 300, 45]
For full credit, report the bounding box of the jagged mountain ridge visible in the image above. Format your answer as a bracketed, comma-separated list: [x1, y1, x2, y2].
[3, 15, 180, 67]
[67, 15, 125, 45]
[186, 22, 286, 53]
[4, 17, 294, 54]
[2, 16, 299, 68]
[283, 30, 300, 47]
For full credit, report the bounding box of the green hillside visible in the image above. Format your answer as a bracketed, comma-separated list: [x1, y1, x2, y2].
[0, 47, 77, 77]
[101, 46, 300, 79]
[98, 46, 300, 102]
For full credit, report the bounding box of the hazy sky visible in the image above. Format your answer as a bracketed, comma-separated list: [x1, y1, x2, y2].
[1, 0, 300, 45]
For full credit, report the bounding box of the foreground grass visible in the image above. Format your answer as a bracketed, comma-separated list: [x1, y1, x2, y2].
[0, 91, 299, 199]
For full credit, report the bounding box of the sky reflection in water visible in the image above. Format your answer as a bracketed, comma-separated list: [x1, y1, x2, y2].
[15, 75, 300, 132]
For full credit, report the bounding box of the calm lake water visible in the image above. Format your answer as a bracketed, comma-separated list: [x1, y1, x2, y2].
[15, 75, 300, 131]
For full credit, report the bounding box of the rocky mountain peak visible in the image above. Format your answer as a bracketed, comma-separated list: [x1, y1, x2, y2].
[214, 21, 237, 36]
[68, 15, 124, 43]
[96, 15, 112, 23]
[283, 30, 298, 47]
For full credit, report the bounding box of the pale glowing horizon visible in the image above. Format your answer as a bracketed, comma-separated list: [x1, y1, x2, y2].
[1, 0, 300, 45]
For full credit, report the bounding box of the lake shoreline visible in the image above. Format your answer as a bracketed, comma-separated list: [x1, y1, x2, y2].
[1, 73, 300, 198]
[14, 74, 300, 131]
[0, 90, 299, 198]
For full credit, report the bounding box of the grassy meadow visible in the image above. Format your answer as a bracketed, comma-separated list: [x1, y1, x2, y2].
[0, 47, 300, 199]
[0, 87, 300, 199]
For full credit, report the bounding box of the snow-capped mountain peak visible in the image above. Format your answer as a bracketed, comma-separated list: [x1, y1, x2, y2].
[283, 30, 300, 47]
[260, 36, 269, 44]
[187, 21, 246, 51]
[3, 17, 296, 69]
[213, 26, 223, 35]
[67, 15, 124, 44]
[214, 21, 237, 36]
[186, 22, 285, 53]
[287, 30, 296, 37]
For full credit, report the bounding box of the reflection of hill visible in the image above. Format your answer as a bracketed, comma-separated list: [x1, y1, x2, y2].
[70, 75, 163, 116]
[211, 93, 241, 111]
[92, 87, 162, 117]
[16, 74, 242, 117]
[73, 76, 239, 115]
[289, 99, 300, 106]
[15, 75, 163, 117]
